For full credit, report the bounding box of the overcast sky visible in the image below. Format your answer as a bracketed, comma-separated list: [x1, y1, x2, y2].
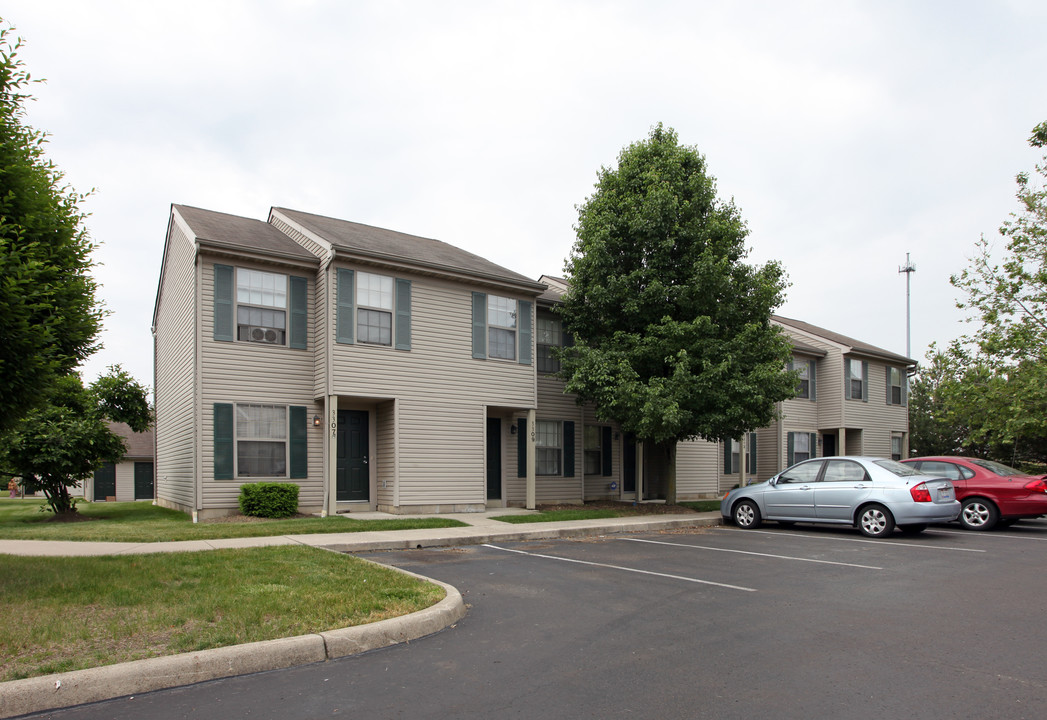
[6, 0, 1046, 389]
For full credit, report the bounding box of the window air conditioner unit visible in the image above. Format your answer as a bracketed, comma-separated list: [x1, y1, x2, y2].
[246, 326, 280, 344]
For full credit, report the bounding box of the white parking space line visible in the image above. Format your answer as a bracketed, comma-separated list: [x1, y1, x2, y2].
[929, 528, 1047, 542]
[714, 526, 987, 552]
[482, 544, 757, 592]
[620, 537, 883, 570]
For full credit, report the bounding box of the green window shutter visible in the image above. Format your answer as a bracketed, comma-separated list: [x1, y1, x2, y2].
[214, 403, 234, 480]
[517, 417, 527, 478]
[289, 406, 307, 478]
[336, 269, 355, 344]
[289, 275, 308, 350]
[862, 361, 869, 402]
[724, 440, 733, 474]
[472, 292, 487, 359]
[601, 426, 613, 477]
[787, 432, 795, 467]
[747, 433, 757, 475]
[809, 360, 817, 402]
[563, 421, 575, 477]
[810, 432, 818, 459]
[395, 279, 412, 351]
[518, 300, 533, 365]
[214, 264, 234, 342]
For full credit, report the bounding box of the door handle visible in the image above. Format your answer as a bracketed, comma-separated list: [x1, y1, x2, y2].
[363, 456, 368, 465]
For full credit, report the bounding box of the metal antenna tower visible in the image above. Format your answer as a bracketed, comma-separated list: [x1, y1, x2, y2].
[899, 253, 916, 357]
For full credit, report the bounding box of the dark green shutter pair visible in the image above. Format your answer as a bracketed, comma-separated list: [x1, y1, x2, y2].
[214, 264, 308, 349]
[336, 269, 412, 350]
[471, 292, 533, 365]
[213, 403, 308, 479]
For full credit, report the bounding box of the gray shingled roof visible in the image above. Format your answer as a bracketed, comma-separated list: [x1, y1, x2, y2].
[174, 205, 318, 261]
[275, 208, 544, 291]
[774, 315, 914, 365]
[107, 422, 154, 458]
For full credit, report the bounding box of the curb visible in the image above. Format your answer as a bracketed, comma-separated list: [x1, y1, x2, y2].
[0, 577, 466, 719]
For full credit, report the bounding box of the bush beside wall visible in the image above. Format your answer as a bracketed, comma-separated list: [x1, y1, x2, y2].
[238, 483, 299, 518]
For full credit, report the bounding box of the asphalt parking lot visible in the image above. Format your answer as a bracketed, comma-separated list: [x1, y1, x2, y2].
[32, 520, 1047, 720]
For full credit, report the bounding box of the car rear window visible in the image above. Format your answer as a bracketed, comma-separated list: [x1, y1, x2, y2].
[969, 459, 1025, 476]
[875, 459, 924, 477]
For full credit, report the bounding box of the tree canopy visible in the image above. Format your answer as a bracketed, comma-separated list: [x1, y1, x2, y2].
[911, 121, 1047, 468]
[558, 124, 796, 499]
[1, 366, 151, 514]
[0, 21, 103, 431]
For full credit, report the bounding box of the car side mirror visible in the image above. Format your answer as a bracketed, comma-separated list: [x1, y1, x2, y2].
[768, 476, 779, 487]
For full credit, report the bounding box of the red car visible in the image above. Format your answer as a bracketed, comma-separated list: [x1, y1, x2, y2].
[902, 456, 1047, 530]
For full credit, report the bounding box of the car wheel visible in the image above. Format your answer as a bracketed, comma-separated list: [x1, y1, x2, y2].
[898, 524, 927, 534]
[959, 498, 999, 531]
[858, 504, 895, 538]
[733, 500, 762, 529]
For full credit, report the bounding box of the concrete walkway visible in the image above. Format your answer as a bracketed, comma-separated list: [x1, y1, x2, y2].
[0, 509, 721, 718]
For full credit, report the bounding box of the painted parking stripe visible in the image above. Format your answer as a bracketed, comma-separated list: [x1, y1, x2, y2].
[620, 537, 883, 570]
[482, 544, 756, 592]
[714, 526, 986, 552]
[930, 528, 1047, 542]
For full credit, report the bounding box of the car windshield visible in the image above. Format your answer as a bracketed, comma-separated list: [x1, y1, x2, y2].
[874, 459, 924, 477]
[969, 458, 1025, 476]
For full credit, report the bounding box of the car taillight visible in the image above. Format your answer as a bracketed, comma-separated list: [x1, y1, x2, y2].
[910, 483, 933, 502]
[1024, 479, 1047, 493]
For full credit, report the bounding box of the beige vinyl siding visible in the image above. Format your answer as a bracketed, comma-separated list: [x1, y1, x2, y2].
[842, 358, 910, 457]
[676, 439, 720, 497]
[154, 218, 198, 512]
[268, 214, 331, 400]
[754, 426, 781, 481]
[396, 400, 485, 507]
[198, 255, 324, 512]
[375, 400, 396, 508]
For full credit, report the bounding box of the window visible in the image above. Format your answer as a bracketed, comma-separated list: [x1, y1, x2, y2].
[846, 358, 866, 400]
[779, 459, 822, 484]
[823, 459, 867, 483]
[917, 460, 965, 481]
[537, 316, 562, 373]
[237, 268, 287, 345]
[891, 434, 903, 461]
[788, 431, 816, 465]
[887, 367, 905, 405]
[488, 295, 517, 360]
[357, 271, 394, 345]
[724, 433, 756, 475]
[795, 359, 810, 399]
[235, 404, 287, 477]
[536, 420, 562, 476]
[584, 425, 601, 475]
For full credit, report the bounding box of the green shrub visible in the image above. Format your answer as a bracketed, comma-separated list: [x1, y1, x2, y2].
[238, 483, 299, 518]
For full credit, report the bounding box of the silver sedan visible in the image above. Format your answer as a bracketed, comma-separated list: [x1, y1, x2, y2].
[721, 456, 960, 538]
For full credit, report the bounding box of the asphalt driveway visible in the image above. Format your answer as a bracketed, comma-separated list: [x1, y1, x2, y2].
[27, 521, 1047, 720]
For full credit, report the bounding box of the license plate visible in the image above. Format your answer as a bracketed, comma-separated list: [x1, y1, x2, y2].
[938, 487, 953, 501]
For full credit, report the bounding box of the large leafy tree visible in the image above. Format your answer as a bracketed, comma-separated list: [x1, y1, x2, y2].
[558, 124, 796, 501]
[1, 366, 151, 515]
[0, 21, 103, 431]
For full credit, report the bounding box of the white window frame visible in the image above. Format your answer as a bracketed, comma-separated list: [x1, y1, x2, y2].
[891, 434, 903, 461]
[356, 271, 394, 346]
[487, 295, 518, 360]
[536, 419, 562, 476]
[795, 358, 810, 399]
[847, 358, 864, 400]
[794, 433, 812, 463]
[234, 403, 288, 478]
[888, 367, 904, 405]
[584, 425, 602, 476]
[236, 268, 287, 345]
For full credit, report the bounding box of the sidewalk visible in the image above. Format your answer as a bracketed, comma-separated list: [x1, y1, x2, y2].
[0, 510, 721, 718]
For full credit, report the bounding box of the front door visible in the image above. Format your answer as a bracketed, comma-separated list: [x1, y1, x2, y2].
[486, 418, 502, 501]
[337, 410, 369, 502]
[94, 463, 116, 501]
[822, 433, 837, 457]
[134, 461, 154, 500]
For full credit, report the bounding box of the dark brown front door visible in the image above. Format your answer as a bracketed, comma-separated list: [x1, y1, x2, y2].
[337, 410, 369, 502]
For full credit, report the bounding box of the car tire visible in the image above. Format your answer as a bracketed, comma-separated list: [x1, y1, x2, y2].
[857, 504, 895, 538]
[733, 499, 762, 529]
[959, 498, 999, 531]
[898, 524, 927, 534]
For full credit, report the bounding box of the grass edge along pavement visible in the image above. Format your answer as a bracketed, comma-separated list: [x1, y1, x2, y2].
[490, 499, 721, 523]
[0, 499, 468, 542]
[0, 553, 467, 719]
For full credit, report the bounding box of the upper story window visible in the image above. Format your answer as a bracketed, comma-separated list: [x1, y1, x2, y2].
[237, 269, 287, 345]
[887, 367, 906, 405]
[537, 317, 562, 373]
[357, 271, 394, 346]
[846, 358, 867, 401]
[487, 295, 517, 360]
[795, 358, 810, 399]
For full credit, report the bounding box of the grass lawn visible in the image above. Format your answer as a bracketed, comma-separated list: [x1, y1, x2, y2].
[490, 499, 720, 524]
[0, 499, 467, 542]
[0, 545, 443, 681]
